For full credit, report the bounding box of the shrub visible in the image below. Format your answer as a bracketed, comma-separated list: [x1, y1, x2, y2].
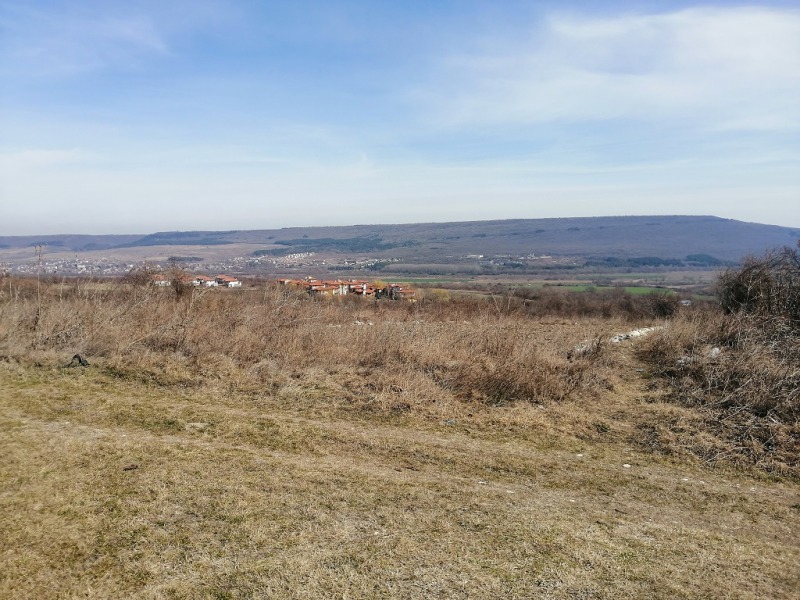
[644, 290, 679, 318]
[717, 245, 800, 325]
[635, 249, 800, 476]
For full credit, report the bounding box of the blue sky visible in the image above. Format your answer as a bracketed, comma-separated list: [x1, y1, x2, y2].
[1, 1, 798, 234]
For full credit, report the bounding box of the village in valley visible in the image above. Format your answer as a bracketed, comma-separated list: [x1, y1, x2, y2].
[152, 272, 418, 300]
[277, 277, 417, 300]
[152, 273, 243, 288]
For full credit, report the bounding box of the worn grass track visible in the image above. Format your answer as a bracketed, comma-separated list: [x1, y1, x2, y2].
[1, 359, 798, 600]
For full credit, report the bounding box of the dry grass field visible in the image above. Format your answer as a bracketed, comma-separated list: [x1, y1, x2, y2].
[1, 270, 798, 599]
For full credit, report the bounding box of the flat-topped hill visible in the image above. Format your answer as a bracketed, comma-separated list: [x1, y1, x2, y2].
[2, 216, 797, 263]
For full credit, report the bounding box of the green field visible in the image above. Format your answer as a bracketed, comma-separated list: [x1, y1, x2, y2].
[542, 284, 673, 295]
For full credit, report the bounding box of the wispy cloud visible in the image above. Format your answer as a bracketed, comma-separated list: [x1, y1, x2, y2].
[431, 7, 800, 132]
[0, 5, 169, 78]
[0, 0, 243, 79]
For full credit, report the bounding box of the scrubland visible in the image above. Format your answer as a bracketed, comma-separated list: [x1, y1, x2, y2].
[1, 255, 798, 599]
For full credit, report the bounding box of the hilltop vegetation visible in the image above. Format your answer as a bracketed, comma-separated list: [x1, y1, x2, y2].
[253, 235, 417, 256]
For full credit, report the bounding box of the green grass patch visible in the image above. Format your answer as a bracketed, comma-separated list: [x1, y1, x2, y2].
[543, 284, 673, 295]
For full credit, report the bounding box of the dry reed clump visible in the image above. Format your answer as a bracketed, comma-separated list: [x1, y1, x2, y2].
[635, 249, 800, 476]
[0, 278, 617, 415]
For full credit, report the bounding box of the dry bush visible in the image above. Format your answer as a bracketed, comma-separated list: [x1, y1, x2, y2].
[717, 245, 800, 323]
[511, 286, 679, 320]
[636, 252, 800, 476]
[643, 290, 681, 318]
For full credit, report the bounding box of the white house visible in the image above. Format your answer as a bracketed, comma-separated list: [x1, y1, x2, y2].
[215, 275, 242, 287]
[195, 275, 218, 287]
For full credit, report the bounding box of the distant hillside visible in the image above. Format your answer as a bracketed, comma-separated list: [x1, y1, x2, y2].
[0, 234, 142, 252]
[118, 231, 239, 247]
[236, 216, 798, 262]
[2, 216, 798, 264]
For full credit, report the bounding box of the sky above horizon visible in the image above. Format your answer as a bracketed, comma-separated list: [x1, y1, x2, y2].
[1, 1, 799, 235]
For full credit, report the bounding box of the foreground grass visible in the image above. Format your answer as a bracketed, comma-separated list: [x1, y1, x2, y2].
[2, 361, 798, 599]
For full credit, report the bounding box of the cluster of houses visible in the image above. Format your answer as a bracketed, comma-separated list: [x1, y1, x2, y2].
[152, 274, 242, 288]
[277, 277, 417, 301]
[148, 273, 415, 299]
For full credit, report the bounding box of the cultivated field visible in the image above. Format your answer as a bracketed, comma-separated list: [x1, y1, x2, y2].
[1, 265, 798, 599]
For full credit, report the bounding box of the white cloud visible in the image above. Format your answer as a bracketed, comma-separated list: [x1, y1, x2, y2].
[433, 7, 800, 131]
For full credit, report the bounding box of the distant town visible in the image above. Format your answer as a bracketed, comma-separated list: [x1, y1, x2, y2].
[0, 251, 563, 279]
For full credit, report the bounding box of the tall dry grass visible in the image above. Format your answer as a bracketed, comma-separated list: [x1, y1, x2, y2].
[4, 270, 795, 476]
[0, 277, 626, 416]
